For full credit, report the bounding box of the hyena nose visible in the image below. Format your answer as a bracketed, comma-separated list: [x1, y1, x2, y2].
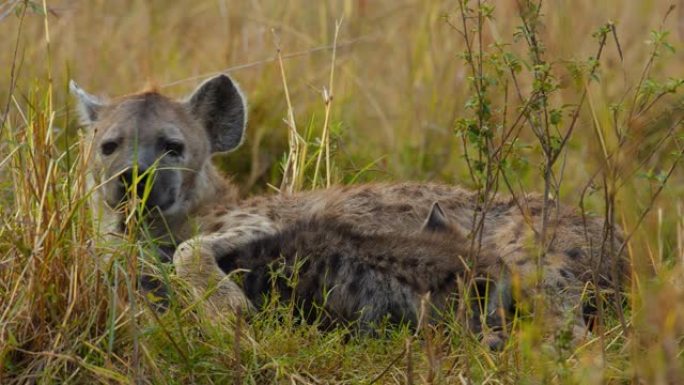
[119, 167, 152, 197]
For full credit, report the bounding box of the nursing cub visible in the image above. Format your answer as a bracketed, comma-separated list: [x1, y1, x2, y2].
[216, 203, 510, 344]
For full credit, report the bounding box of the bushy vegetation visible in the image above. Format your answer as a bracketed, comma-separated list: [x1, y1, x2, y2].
[1, 0, 683, 383]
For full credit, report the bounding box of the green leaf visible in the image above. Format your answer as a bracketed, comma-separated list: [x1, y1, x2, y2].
[550, 109, 562, 126]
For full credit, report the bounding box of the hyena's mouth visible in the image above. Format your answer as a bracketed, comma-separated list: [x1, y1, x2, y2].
[106, 185, 177, 213]
[155, 191, 177, 212]
[148, 185, 179, 213]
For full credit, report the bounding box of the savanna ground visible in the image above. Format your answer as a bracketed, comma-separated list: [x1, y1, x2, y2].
[1, 0, 684, 383]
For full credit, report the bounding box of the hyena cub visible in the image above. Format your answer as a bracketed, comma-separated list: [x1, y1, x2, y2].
[216, 202, 511, 345]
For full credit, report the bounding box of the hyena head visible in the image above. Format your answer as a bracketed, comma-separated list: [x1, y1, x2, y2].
[70, 74, 246, 216]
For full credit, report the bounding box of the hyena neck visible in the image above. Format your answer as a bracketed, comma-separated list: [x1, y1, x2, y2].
[183, 161, 239, 215]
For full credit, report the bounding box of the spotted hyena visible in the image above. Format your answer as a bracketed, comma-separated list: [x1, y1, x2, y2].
[216, 202, 510, 343]
[70, 74, 626, 341]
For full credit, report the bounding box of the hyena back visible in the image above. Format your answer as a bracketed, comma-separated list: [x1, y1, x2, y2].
[71, 74, 626, 341]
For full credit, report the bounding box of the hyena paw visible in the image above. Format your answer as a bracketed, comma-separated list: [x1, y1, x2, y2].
[201, 277, 254, 317]
[173, 239, 253, 318]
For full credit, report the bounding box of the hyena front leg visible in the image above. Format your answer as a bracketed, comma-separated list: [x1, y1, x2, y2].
[174, 213, 278, 317]
[174, 235, 252, 316]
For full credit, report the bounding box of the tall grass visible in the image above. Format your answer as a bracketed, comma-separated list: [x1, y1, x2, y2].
[1, 0, 683, 383]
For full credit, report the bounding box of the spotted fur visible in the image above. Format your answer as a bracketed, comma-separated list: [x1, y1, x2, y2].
[72, 74, 627, 342]
[215, 203, 509, 341]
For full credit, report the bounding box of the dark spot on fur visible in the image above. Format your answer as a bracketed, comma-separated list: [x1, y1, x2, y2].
[314, 260, 327, 277]
[440, 271, 457, 290]
[347, 280, 361, 296]
[559, 268, 572, 279]
[516, 258, 529, 266]
[328, 253, 342, 273]
[354, 263, 366, 280]
[244, 268, 270, 308]
[299, 259, 312, 274]
[565, 247, 584, 260]
[489, 202, 511, 217]
[387, 304, 410, 325]
[363, 287, 375, 300]
[405, 258, 419, 268]
[297, 272, 318, 297]
[353, 190, 374, 199]
[394, 204, 412, 213]
[209, 221, 223, 232]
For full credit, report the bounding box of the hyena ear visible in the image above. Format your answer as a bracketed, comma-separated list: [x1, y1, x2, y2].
[422, 202, 449, 232]
[69, 80, 104, 124]
[185, 74, 247, 153]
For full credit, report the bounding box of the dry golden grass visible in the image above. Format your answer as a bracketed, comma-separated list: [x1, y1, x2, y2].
[1, 0, 683, 383]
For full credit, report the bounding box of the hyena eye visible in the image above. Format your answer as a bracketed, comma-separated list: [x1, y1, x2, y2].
[162, 140, 185, 157]
[100, 140, 118, 156]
